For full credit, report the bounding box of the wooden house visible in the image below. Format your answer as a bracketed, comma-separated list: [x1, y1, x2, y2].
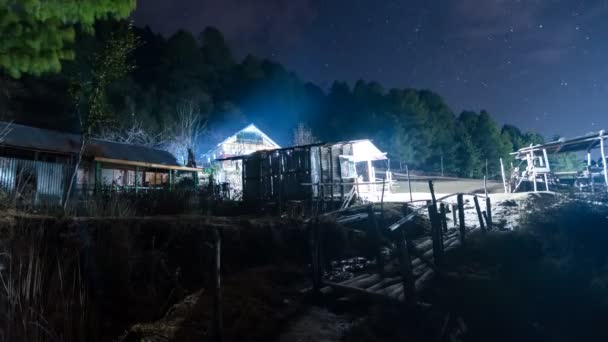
[202, 124, 280, 198]
[0, 122, 202, 205]
[221, 139, 390, 205]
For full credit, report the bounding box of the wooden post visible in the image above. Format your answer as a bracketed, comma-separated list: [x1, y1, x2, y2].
[601, 131, 608, 191]
[213, 227, 223, 342]
[368, 204, 384, 275]
[483, 175, 488, 197]
[168, 170, 173, 191]
[94, 161, 101, 193]
[406, 164, 413, 202]
[457, 194, 466, 246]
[397, 227, 416, 305]
[439, 203, 448, 233]
[380, 177, 386, 229]
[427, 203, 443, 266]
[134, 166, 139, 194]
[473, 196, 486, 233]
[500, 158, 508, 193]
[427, 181, 443, 265]
[485, 197, 492, 230]
[310, 220, 322, 295]
[428, 180, 437, 205]
[485, 159, 488, 178]
[452, 204, 457, 228]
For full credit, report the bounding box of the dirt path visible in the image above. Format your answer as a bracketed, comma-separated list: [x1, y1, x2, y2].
[277, 306, 356, 342]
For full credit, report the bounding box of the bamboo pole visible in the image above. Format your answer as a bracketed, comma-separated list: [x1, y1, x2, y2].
[483, 175, 488, 197]
[473, 196, 486, 233]
[500, 158, 508, 193]
[457, 194, 466, 246]
[601, 131, 608, 191]
[406, 164, 413, 202]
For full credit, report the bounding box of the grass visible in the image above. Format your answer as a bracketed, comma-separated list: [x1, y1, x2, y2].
[435, 195, 608, 341]
[0, 227, 94, 342]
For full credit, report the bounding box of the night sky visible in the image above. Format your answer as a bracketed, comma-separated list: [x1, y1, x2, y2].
[134, 0, 608, 139]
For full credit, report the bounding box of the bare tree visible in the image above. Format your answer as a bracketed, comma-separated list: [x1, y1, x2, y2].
[63, 29, 137, 211]
[163, 100, 207, 165]
[96, 118, 164, 147]
[292, 122, 318, 146]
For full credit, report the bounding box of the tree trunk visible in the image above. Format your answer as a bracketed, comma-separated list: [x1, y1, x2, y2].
[63, 136, 86, 211]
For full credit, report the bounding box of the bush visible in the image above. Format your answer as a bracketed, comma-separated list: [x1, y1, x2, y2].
[439, 197, 608, 341]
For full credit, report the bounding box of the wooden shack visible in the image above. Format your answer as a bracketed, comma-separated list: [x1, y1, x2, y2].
[222, 139, 389, 205]
[0, 122, 203, 205]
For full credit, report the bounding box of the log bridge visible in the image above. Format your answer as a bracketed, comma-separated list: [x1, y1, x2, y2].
[309, 180, 493, 306]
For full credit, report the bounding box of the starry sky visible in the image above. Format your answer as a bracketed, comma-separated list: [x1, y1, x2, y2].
[133, 0, 608, 138]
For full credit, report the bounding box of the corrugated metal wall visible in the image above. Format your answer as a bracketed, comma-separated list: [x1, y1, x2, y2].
[0, 156, 68, 204]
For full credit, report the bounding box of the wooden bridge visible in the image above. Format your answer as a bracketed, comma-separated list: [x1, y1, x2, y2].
[309, 180, 493, 306]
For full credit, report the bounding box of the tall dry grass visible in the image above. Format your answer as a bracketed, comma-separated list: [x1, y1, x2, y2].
[0, 227, 94, 342]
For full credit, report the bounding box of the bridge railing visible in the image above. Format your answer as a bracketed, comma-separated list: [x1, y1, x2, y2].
[309, 180, 494, 306]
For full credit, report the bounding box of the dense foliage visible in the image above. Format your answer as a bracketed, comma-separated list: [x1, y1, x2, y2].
[2, 21, 549, 177]
[0, 0, 135, 78]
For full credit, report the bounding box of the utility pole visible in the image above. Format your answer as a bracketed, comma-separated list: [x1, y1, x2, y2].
[485, 159, 488, 178]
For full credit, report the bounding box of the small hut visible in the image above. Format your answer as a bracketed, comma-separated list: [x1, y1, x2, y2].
[221, 139, 390, 206]
[202, 124, 280, 198]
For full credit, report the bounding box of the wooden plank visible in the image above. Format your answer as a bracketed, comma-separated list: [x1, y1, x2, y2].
[340, 273, 378, 287]
[336, 213, 368, 224]
[323, 280, 398, 302]
[440, 203, 448, 233]
[473, 196, 486, 233]
[368, 205, 384, 275]
[457, 194, 466, 246]
[397, 227, 416, 305]
[410, 245, 438, 272]
[381, 282, 405, 297]
[366, 277, 401, 292]
[427, 204, 444, 266]
[485, 197, 493, 230]
[94, 156, 203, 172]
[339, 273, 372, 286]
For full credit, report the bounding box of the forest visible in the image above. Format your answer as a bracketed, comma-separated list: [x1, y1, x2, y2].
[1, 18, 567, 178]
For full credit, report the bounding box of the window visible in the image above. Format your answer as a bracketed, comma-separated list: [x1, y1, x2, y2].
[236, 132, 263, 144]
[340, 157, 357, 179]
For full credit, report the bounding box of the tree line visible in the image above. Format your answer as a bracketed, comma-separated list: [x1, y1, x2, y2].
[1, 14, 571, 178]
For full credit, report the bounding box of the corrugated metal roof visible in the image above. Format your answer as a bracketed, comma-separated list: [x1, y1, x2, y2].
[217, 139, 387, 161]
[511, 129, 607, 158]
[0, 122, 180, 166]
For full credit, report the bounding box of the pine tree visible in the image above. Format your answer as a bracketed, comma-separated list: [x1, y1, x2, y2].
[0, 0, 136, 78]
